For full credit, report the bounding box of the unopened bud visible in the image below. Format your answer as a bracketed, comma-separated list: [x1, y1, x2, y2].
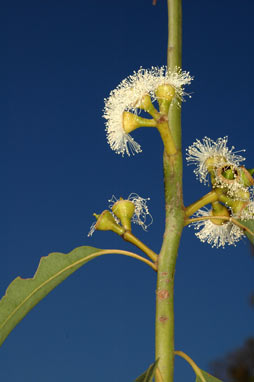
[93, 210, 124, 236]
[155, 84, 175, 114]
[156, 84, 175, 102]
[122, 111, 156, 134]
[138, 94, 154, 110]
[112, 198, 135, 231]
[210, 201, 230, 225]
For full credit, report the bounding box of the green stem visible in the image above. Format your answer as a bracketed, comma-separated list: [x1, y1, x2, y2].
[157, 118, 177, 156]
[122, 231, 158, 263]
[155, 1, 183, 382]
[185, 190, 218, 217]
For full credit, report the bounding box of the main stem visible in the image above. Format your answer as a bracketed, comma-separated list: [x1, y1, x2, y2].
[155, 1, 183, 382]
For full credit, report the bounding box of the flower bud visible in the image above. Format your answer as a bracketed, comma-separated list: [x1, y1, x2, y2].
[155, 84, 175, 114]
[138, 94, 154, 110]
[156, 84, 175, 102]
[93, 210, 124, 236]
[210, 201, 230, 225]
[122, 111, 156, 134]
[112, 199, 135, 231]
[215, 165, 251, 201]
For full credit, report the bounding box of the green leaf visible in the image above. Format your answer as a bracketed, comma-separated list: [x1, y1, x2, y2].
[239, 219, 254, 246]
[196, 369, 223, 382]
[135, 359, 159, 382]
[0, 246, 103, 346]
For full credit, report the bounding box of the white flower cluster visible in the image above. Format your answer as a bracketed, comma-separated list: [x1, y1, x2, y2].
[187, 136, 254, 248]
[108, 193, 153, 231]
[104, 66, 193, 156]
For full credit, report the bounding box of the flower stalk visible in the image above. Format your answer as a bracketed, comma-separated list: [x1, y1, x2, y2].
[122, 231, 158, 263]
[155, 1, 184, 382]
[157, 117, 177, 156]
[185, 190, 218, 217]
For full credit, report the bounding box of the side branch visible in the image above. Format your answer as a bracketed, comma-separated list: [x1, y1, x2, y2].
[185, 190, 218, 217]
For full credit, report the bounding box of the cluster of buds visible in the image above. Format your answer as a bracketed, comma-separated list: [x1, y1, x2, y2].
[88, 194, 152, 237]
[186, 137, 254, 247]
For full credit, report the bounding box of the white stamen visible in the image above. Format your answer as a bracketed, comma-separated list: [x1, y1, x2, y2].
[236, 200, 254, 220]
[87, 222, 96, 237]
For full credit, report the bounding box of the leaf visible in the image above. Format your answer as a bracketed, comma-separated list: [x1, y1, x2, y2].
[196, 369, 223, 382]
[135, 359, 159, 382]
[239, 219, 254, 246]
[0, 246, 102, 346]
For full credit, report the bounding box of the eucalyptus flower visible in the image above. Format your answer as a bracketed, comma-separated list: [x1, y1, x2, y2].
[213, 165, 252, 201]
[186, 136, 246, 185]
[104, 66, 192, 156]
[87, 210, 123, 237]
[191, 208, 244, 248]
[108, 193, 153, 231]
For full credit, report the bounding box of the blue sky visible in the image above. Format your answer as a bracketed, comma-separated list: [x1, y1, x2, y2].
[2, 1, 254, 381]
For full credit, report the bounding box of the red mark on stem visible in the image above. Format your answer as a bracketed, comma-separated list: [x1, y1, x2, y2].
[157, 289, 169, 300]
[159, 316, 168, 323]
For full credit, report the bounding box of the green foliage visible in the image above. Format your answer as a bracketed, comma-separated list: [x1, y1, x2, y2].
[241, 220, 254, 246]
[196, 369, 223, 382]
[135, 359, 159, 382]
[0, 246, 101, 346]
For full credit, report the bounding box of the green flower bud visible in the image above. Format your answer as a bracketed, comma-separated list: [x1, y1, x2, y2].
[138, 94, 154, 110]
[156, 84, 175, 101]
[93, 210, 124, 236]
[122, 111, 156, 134]
[155, 84, 175, 114]
[210, 201, 230, 225]
[112, 198, 135, 231]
